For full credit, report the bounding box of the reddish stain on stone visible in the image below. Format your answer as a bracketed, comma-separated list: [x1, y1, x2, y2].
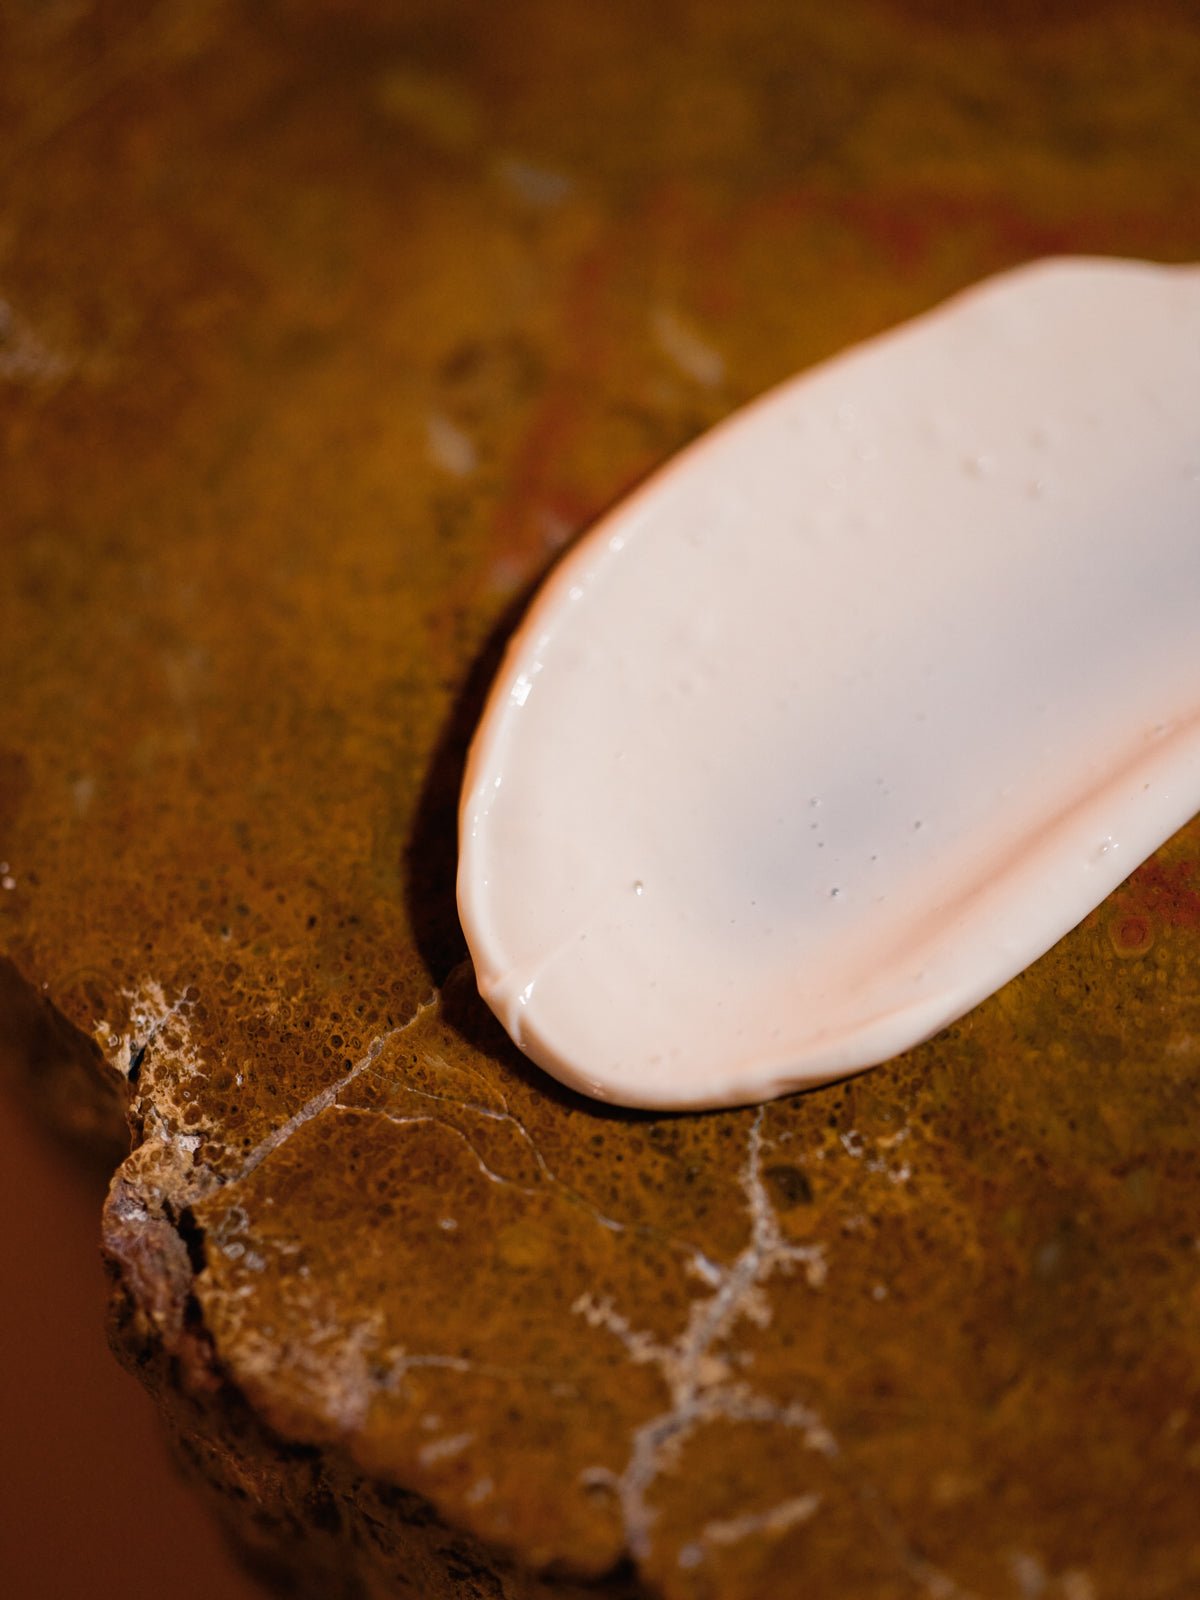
[1124, 859, 1200, 930]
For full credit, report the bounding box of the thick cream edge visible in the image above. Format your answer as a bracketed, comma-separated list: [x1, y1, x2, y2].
[458, 257, 1200, 1109]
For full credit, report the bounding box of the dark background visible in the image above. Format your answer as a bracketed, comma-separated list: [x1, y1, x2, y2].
[0, 1101, 262, 1600]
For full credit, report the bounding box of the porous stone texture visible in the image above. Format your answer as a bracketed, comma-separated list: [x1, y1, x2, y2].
[2, 3, 1199, 1597]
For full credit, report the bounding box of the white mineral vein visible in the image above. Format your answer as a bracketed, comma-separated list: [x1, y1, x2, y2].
[104, 975, 973, 1597]
[233, 991, 440, 1181]
[575, 1108, 832, 1562]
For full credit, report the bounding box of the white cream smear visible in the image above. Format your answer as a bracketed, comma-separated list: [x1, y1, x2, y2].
[458, 258, 1200, 1110]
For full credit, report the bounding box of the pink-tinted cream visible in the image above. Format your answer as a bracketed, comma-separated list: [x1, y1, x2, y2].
[458, 259, 1200, 1109]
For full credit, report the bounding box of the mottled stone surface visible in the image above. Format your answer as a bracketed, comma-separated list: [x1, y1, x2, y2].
[3, 3, 1200, 1597]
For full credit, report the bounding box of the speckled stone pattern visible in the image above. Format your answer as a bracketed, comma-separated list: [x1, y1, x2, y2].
[3, 2, 1199, 1597]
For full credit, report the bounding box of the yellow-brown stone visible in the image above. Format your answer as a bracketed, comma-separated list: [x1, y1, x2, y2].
[3, 3, 1199, 1597]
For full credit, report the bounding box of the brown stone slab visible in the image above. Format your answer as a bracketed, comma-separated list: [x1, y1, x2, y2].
[3, 3, 1199, 1597]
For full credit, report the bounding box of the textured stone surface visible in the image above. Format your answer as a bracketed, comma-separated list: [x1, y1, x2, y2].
[2, 2, 1200, 1597]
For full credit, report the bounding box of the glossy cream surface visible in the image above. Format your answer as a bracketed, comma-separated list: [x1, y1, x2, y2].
[458, 258, 1200, 1109]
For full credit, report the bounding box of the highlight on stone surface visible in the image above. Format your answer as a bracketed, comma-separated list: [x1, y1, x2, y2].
[459, 258, 1200, 1110]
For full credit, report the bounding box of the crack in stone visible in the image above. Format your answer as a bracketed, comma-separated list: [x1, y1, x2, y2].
[99, 979, 197, 1082]
[318, 1095, 726, 1313]
[331, 1105, 543, 1196]
[100, 981, 230, 1235]
[676, 1492, 822, 1569]
[575, 1108, 833, 1564]
[230, 992, 439, 1184]
[101, 984, 448, 1281]
[102, 977, 968, 1597]
[382, 1348, 574, 1397]
[106, 972, 718, 1281]
[392, 1059, 723, 1275]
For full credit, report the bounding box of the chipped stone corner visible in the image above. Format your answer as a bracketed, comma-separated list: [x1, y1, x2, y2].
[90, 977, 230, 1388]
[97, 977, 446, 1384]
